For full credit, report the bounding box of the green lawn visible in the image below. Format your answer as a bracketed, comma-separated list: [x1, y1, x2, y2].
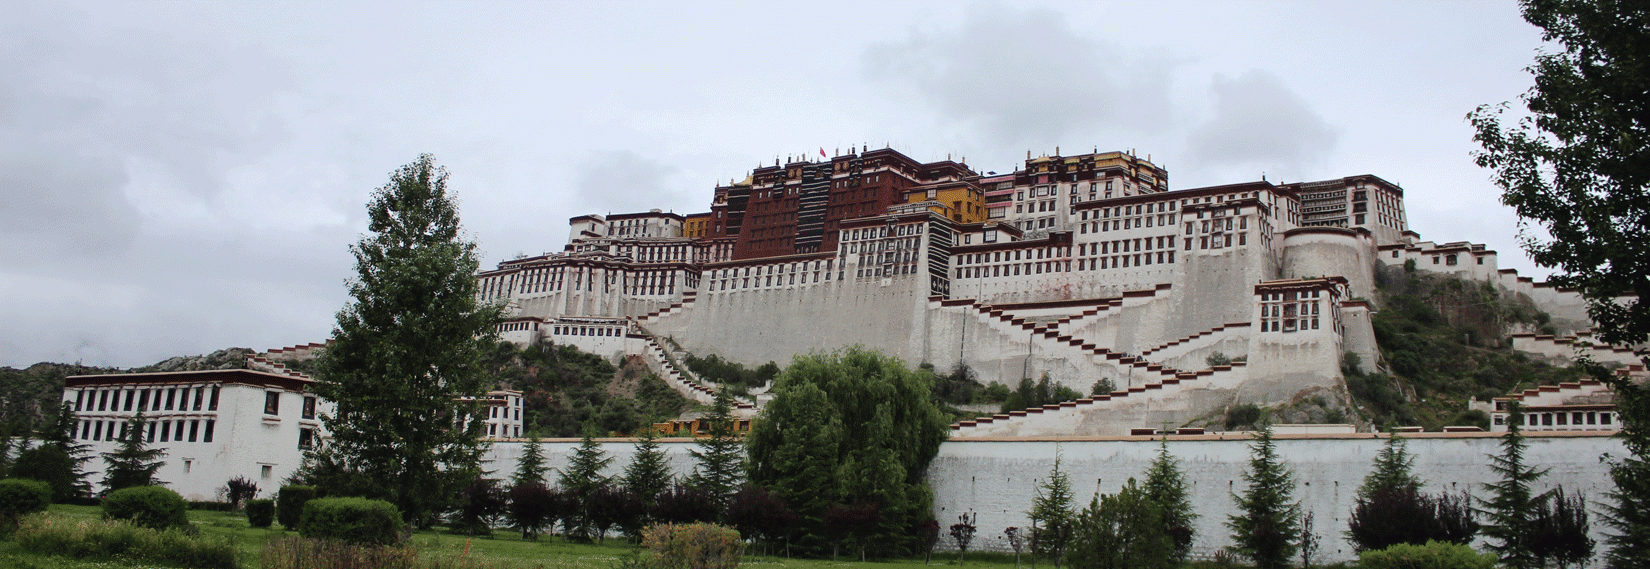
[1, 505, 1035, 569]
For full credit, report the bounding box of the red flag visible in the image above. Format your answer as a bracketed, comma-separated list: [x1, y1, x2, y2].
[819, 148, 827, 158]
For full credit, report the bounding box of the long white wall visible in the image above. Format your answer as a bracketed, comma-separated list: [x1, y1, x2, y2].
[929, 433, 1623, 564]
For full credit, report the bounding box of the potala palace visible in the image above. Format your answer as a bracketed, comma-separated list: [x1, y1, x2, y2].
[474, 146, 1626, 436]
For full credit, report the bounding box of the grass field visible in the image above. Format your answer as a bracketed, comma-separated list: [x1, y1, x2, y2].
[0, 505, 1048, 569]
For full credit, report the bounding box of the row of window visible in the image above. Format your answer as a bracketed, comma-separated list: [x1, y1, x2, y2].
[75, 386, 220, 414]
[552, 325, 623, 337]
[1496, 411, 1614, 427]
[78, 418, 216, 444]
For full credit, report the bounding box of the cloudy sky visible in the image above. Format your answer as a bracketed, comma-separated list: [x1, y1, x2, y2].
[2, 0, 1555, 367]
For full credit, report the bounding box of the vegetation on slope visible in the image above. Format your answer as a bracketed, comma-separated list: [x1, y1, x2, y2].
[1351, 263, 1588, 430]
[480, 341, 689, 437]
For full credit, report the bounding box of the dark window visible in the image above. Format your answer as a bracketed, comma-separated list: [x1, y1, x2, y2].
[123, 391, 134, 411]
[208, 386, 220, 410]
[98, 390, 109, 411]
[298, 428, 314, 450]
[75, 390, 85, 411]
[137, 390, 150, 410]
[203, 420, 215, 443]
[193, 387, 204, 411]
[91, 421, 102, 441]
[265, 392, 280, 415]
[159, 421, 170, 442]
[302, 396, 316, 420]
[147, 422, 157, 443]
[188, 420, 199, 442]
[165, 388, 176, 410]
[174, 421, 185, 441]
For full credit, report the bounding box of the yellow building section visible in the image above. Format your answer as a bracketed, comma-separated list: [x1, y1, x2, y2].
[905, 181, 986, 224]
[650, 417, 753, 437]
[683, 212, 713, 238]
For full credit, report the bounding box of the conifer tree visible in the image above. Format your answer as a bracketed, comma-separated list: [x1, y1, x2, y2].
[512, 436, 549, 488]
[687, 386, 743, 510]
[100, 413, 167, 492]
[558, 430, 612, 541]
[313, 154, 503, 527]
[1358, 435, 1421, 498]
[623, 427, 672, 508]
[1028, 453, 1076, 567]
[13, 401, 91, 501]
[1226, 427, 1300, 569]
[1142, 438, 1196, 561]
[1478, 402, 1550, 569]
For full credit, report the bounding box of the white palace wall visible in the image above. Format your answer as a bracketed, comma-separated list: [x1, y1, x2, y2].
[929, 433, 1623, 564]
[457, 433, 1623, 566]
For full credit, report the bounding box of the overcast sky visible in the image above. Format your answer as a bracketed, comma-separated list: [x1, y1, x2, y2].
[1, 0, 1555, 368]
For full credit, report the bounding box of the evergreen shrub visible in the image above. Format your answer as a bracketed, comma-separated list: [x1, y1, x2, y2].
[1357, 540, 1497, 569]
[103, 485, 190, 530]
[277, 485, 316, 529]
[247, 499, 275, 528]
[15, 514, 237, 569]
[298, 497, 405, 545]
[0, 479, 52, 517]
[641, 522, 744, 569]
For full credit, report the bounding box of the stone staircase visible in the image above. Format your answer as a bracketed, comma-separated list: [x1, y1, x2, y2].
[631, 328, 755, 413]
[637, 292, 697, 324]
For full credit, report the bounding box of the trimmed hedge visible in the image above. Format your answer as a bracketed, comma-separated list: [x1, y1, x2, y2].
[15, 513, 237, 569]
[277, 485, 316, 530]
[247, 499, 275, 528]
[1359, 540, 1497, 569]
[298, 497, 404, 546]
[103, 486, 190, 531]
[188, 500, 237, 511]
[0, 479, 52, 517]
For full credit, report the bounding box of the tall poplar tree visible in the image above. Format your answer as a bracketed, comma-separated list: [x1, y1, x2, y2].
[1226, 428, 1300, 569]
[1469, 4, 1650, 563]
[313, 154, 503, 527]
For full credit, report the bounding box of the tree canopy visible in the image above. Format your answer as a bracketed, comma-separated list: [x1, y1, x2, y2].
[746, 346, 950, 557]
[100, 413, 167, 492]
[1469, 3, 1650, 565]
[312, 154, 502, 527]
[1226, 428, 1300, 569]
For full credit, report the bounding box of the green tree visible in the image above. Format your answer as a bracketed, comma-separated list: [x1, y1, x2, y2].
[1068, 479, 1174, 569]
[623, 427, 673, 508]
[312, 154, 503, 527]
[558, 431, 612, 541]
[687, 387, 744, 510]
[746, 346, 949, 557]
[1359, 435, 1421, 498]
[1028, 454, 1076, 567]
[1469, 4, 1650, 563]
[512, 436, 549, 488]
[1478, 402, 1550, 569]
[100, 413, 166, 492]
[1142, 438, 1197, 561]
[1226, 428, 1301, 569]
[13, 401, 90, 502]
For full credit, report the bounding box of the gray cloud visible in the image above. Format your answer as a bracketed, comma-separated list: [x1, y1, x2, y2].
[862, 5, 1176, 148]
[1186, 70, 1340, 181]
[573, 150, 691, 215]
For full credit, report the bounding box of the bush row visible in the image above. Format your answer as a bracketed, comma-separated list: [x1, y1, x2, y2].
[14, 513, 238, 569]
